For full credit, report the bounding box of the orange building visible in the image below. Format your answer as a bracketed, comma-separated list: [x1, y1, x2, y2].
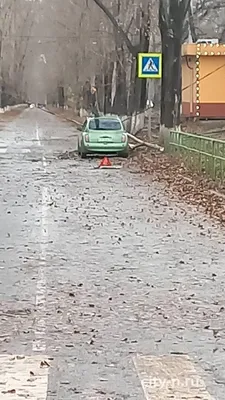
[182, 43, 225, 119]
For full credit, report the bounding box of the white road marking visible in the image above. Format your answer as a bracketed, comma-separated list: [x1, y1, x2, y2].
[0, 355, 49, 399]
[36, 123, 47, 172]
[42, 155, 47, 169]
[133, 354, 213, 399]
[33, 186, 49, 352]
[33, 263, 47, 352]
[33, 124, 48, 353]
[0, 147, 7, 153]
[36, 123, 41, 146]
[41, 187, 49, 241]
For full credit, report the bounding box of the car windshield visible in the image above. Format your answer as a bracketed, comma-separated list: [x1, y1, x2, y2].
[89, 119, 122, 131]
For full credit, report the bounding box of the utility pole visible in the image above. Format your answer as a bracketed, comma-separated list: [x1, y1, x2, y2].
[147, 38, 152, 140]
[0, 29, 3, 108]
[11, 0, 16, 93]
[147, 80, 152, 140]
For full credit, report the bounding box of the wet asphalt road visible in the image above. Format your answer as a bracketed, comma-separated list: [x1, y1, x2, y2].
[0, 108, 225, 399]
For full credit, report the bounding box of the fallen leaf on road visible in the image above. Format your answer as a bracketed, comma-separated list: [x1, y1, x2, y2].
[2, 389, 16, 394]
[40, 360, 50, 367]
[95, 389, 106, 394]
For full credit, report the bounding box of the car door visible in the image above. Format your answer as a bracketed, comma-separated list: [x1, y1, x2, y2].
[78, 120, 87, 146]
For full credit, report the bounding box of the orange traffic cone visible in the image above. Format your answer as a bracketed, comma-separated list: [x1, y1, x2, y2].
[99, 156, 112, 167]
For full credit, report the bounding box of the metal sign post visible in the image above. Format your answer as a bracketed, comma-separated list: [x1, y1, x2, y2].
[0, 30, 3, 109]
[138, 52, 162, 140]
[147, 81, 152, 140]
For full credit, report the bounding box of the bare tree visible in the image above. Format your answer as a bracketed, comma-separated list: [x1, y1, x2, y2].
[0, 0, 35, 104]
[89, 0, 156, 115]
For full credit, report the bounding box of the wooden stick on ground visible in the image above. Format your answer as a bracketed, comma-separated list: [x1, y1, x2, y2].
[127, 132, 164, 152]
[129, 143, 146, 150]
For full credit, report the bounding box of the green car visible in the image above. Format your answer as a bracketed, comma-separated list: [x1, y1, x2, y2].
[77, 115, 129, 158]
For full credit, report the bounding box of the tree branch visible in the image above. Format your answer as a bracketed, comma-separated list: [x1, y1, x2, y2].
[188, 5, 197, 42]
[91, 0, 136, 56]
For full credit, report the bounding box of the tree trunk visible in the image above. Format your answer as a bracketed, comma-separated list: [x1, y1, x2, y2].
[128, 57, 137, 114]
[159, 0, 190, 128]
[160, 32, 175, 128]
[58, 86, 64, 108]
[103, 62, 112, 114]
[173, 36, 182, 126]
[128, 23, 149, 115]
[112, 49, 127, 115]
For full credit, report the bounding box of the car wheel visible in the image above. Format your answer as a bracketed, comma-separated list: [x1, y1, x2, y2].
[120, 150, 129, 158]
[80, 151, 86, 159]
[79, 141, 87, 158]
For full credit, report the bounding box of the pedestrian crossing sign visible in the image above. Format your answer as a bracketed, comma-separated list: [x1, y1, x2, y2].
[138, 53, 162, 78]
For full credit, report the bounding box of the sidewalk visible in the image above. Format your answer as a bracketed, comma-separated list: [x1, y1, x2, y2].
[46, 106, 85, 125]
[0, 109, 25, 123]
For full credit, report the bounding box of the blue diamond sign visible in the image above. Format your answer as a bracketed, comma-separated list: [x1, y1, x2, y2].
[138, 53, 162, 78]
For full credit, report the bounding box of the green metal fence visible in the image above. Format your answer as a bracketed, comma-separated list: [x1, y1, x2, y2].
[169, 130, 225, 182]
